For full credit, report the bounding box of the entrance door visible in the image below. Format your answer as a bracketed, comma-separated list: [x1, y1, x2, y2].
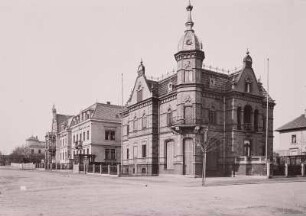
[184, 139, 194, 175]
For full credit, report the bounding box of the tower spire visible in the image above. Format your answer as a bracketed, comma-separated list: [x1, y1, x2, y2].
[185, 0, 194, 32]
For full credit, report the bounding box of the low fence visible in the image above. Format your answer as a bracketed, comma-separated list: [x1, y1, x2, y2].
[11, 163, 35, 170]
[73, 163, 120, 175]
[272, 163, 305, 177]
[40, 163, 73, 170]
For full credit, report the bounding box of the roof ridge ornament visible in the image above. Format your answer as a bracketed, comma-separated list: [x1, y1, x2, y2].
[185, 0, 194, 32]
[137, 59, 145, 76]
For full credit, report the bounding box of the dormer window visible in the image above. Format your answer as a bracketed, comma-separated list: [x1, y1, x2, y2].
[209, 77, 216, 88]
[245, 78, 252, 93]
[137, 83, 143, 102]
[168, 82, 173, 92]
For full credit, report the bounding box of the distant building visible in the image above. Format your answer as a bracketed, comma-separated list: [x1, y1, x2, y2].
[25, 135, 45, 155]
[276, 110, 306, 156]
[70, 102, 122, 164]
[122, 2, 275, 176]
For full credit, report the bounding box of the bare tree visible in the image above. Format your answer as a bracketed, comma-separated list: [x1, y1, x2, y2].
[197, 128, 222, 186]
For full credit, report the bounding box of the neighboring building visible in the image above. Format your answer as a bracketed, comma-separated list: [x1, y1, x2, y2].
[275, 110, 306, 156]
[25, 135, 45, 155]
[46, 105, 73, 164]
[122, 2, 275, 176]
[70, 102, 122, 164]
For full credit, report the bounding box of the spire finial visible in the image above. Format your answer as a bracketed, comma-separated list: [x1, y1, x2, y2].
[185, 0, 194, 31]
[140, 58, 143, 65]
[246, 48, 249, 55]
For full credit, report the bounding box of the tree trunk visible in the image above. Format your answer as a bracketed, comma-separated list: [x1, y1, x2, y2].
[202, 149, 207, 186]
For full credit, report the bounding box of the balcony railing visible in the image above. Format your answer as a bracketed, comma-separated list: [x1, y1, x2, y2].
[74, 141, 83, 149]
[168, 117, 202, 127]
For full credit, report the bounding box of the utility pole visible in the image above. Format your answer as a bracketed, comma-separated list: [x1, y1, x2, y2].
[265, 58, 269, 162]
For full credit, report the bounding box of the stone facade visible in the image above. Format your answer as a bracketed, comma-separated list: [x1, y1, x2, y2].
[122, 2, 275, 177]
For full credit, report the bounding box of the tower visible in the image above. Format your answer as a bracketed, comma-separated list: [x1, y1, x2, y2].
[175, 1, 205, 86]
[174, 1, 204, 126]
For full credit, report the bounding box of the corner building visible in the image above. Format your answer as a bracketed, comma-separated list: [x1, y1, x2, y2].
[122, 2, 275, 176]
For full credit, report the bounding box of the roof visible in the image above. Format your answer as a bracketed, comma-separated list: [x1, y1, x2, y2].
[92, 103, 122, 121]
[276, 114, 306, 132]
[70, 102, 123, 127]
[56, 114, 73, 132]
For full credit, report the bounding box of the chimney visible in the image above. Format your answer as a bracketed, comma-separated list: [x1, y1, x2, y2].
[107, 101, 111, 105]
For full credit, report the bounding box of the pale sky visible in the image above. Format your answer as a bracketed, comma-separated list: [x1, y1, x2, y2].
[0, 0, 306, 154]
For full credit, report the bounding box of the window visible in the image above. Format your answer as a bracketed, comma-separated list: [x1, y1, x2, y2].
[209, 109, 217, 125]
[168, 82, 173, 92]
[263, 117, 266, 131]
[31, 149, 34, 154]
[127, 148, 129, 159]
[245, 80, 252, 93]
[291, 135, 296, 144]
[137, 85, 143, 102]
[184, 70, 193, 83]
[184, 106, 193, 124]
[237, 107, 242, 130]
[133, 117, 137, 131]
[87, 131, 89, 140]
[105, 149, 115, 160]
[83, 132, 85, 141]
[142, 145, 146, 158]
[87, 149, 89, 155]
[142, 114, 147, 129]
[167, 109, 173, 126]
[254, 110, 259, 132]
[127, 124, 130, 135]
[244, 105, 252, 130]
[73, 135, 75, 143]
[80, 133, 82, 141]
[133, 146, 138, 159]
[105, 130, 115, 140]
[105, 149, 110, 160]
[38, 149, 41, 154]
[111, 149, 115, 160]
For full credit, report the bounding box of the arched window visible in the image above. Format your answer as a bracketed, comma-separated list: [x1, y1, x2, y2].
[254, 110, 259, 132]
[244, 78, 252, 93]
[237, 107, 242, 130]
[167, 109, 173, 126]
[142, 113, 147, 129]
[244, 105, 252, 131]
